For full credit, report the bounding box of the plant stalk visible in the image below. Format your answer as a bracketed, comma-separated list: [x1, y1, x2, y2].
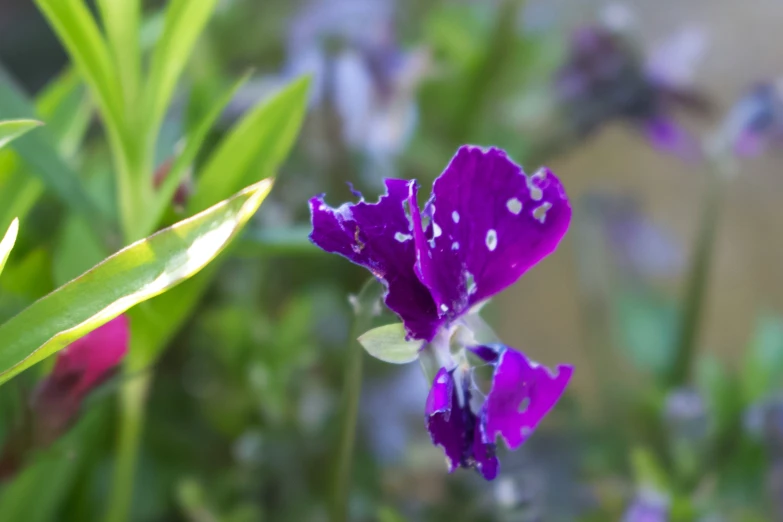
[667, 161, 725, 387]
[331, 279, 383, 522]
[104, 371, 150, 522]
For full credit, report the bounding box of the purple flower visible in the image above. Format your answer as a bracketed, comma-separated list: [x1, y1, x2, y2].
[555, 13, 709, 161]
[310, 146, 573, 478]
[719, 80, 783, 158]
[622, 489, 670, 522]
[286, 0, 429, 161]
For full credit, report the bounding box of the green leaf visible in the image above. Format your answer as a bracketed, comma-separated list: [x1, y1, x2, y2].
[0, 70, 110, 239]
[189, 75, 311, 212]
[742, 314, 783, 403]
[34, 0, 126, 150]
[0, 120, 42, 149]
[0, 218, 19, 277]
[144, 0, 220, 141]
[613, 289, 677, 378]
[97, 0, 141, 110]
[0, 69, 92, 234]
[358, 323, 423, 364]
[125, 77, 309, 367]
[0, 179, 273, 386]
[138, 71, 252, 238]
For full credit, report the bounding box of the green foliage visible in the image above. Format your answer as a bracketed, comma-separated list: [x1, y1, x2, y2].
[0, 179, 272, 386]
[358, 323, 423, 364]
[0, 120, 42, 150]
[0, 219, 19, 278]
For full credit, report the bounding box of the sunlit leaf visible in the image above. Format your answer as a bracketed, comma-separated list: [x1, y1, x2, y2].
[128, 75, 310, 367]
[358, 323, 423, 364]
[0, 179, 273, 386]
[0, 120, 42, 150]
[0, 218, 19, 277]
[189, 75, 310, 212]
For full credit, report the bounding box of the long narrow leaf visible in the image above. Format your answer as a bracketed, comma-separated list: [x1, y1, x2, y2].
[128, 75, 310, 366]
[138, 71, 252, 238]
[0, 218, 19, 277]
[0, 120, 42, 149]
[34, 0, 126, 148]
[144, 0, 220, 142]
[0, 73, 110, 239]
[97, 0, 142, 110]
[0, 69, 92, 233]
[189, 76, 310, 212]
[0, 179, 273, 386]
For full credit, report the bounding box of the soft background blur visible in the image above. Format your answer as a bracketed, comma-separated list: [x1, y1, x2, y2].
[1, 0, 783, 520]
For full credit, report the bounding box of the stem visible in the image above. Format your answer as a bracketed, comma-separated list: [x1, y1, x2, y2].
[104, 371, 150, 522]
[667, 163, 725, 387]
[331, 279, 383, 522]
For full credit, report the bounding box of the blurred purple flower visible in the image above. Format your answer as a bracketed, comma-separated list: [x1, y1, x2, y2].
[555, 9, 709, 161]
[584, 193, 684, 279]
[622, 489, 670, 522]
[286, 0, 429, 159]
[31, 315, 129, 445]
[719, 80, 783, 158]
[309, 146, 573, 479]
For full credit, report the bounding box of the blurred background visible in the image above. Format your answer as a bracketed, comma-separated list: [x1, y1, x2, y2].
[2, 0, 783, 520]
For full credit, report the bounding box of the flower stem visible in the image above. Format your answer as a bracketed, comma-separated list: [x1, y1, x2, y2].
[331, 278, 383, 522]
[667, 161, 725, 387]
[104, 371, 150, 522]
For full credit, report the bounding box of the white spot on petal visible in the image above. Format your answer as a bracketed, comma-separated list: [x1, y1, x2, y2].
[528, 168, 547, 201]
[394, 232, 412, 242]
[533, 202, 552, 223]
[440, 304, 449, 313]
[485, 229, 498, 251]
[432, 222, 442, 238]
[452, 211, 460, 223]
[466, 272, 477, 295]
[506, 197, 522, 215]
[437, 373, 449, 384]
[451, 241, 459, 250]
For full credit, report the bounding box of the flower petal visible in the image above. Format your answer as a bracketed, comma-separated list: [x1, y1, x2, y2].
[425, 367, 499, 479]
[51, 314, 129, 398]
[480, 345, 572, 450]
[309, 179, 441, 340]
[410, 146, 571, 322]
[425, 368, 468, 472]
[471, 420, 499, 480]
[643, 118, 702, 162]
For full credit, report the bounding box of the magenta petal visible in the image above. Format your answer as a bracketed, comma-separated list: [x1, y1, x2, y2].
[481, 345, 572, 450]
[51, 315, 130, 398]
[410, 146, 571, 322]
[309, 179, 441, 340]
[425, 368, 468, 472]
